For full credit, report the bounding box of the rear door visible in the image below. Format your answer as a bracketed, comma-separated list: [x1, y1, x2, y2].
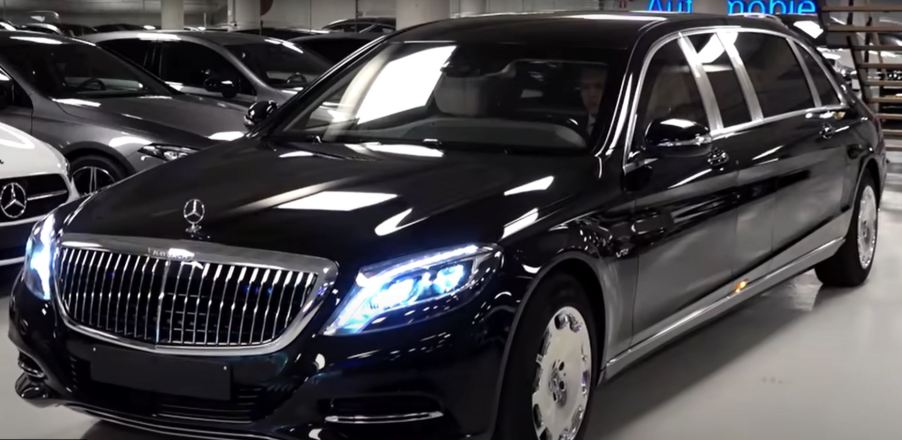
[625, 37, 740, 340]
[729, 32, 847, 269]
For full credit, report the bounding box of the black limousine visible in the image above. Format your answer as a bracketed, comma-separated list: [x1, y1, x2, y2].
[10, 11, 886, 440]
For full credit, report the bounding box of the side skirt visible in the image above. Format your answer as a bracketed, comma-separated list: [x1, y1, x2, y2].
[603, 211, 850, 379]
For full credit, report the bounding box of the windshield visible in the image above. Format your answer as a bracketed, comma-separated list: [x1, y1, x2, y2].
[0, 39, 170, 99]
[280, 42, 621, 152]
[227, 41, 330, 89]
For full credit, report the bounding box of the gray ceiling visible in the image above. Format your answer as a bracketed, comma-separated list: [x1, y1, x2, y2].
[0, 0, 226, 14]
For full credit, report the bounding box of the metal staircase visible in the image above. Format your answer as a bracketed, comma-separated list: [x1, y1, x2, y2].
[817, 0, 902, 147]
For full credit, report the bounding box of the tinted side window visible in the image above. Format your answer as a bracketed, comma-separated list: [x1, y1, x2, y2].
[160, 42, 253, 94]
[689, 33, 751, 127]
[98, 39, 154, 69]
[637, 40, 708, 142]
[799, 48, 841, 106]
[734, 33, 814, 117]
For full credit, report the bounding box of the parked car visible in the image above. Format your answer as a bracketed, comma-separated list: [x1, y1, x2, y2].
[235, 26, 327, 40]
[86, 31, 331, 106]
[94, 23, 152, 33]
[322, 16, 395, 33]
[0, 121, 76, 266]
[10, 12, 885, 440]
[0, 32, 247, 194]
[289, 32, 378, 64]
[20, 22, 96, 37]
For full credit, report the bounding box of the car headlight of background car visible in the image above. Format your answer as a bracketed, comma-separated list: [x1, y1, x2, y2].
[139, 144, 197, 162]
[323, 244, 502, 335]
[23, 214, 57, 300]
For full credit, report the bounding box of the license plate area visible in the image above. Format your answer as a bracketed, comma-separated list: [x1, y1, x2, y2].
[90, 345, 231, 401]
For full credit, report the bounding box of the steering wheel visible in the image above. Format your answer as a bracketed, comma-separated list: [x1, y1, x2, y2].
[74, 77, 106, 91]
[285, 72, 308, 86]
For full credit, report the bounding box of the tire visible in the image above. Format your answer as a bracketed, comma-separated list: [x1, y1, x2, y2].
[69, 154, 127, 195]
[495, 273, 598, 440]
[815, 173, 879, 287]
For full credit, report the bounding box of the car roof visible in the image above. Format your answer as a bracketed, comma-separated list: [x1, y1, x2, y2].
[290, 32, 379, 43]
[394, 11, 793, 49]
[0, 31, 79, 45]
[327, 16, 395, 26]
[84, 30, 277, 46]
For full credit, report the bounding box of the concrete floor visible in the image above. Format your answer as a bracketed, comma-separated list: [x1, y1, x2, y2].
[1, 159, 900, 439]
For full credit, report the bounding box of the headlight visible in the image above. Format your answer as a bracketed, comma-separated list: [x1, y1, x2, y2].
[323, 244, 502, 336]
[24, 214, 56, 300]
[139, 144, 197, 162]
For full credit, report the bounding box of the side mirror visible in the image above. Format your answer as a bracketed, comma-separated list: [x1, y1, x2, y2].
[203, 76, 238, 99]
[244, 100, 278, 128]
[643, 118, 712, 157]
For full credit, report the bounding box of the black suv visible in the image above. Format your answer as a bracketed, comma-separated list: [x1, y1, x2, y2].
[10, 12, 886, 440]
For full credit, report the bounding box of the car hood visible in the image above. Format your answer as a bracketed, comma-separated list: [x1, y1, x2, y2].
[55, 94, 247, 148]
[63, 138, 597, 269]
[0, 123, 67, 177]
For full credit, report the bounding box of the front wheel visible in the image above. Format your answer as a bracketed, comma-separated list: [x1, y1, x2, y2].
[815, 173, 878, 287]
[70, 155, 126, 195]
[495, 274, 598, 440]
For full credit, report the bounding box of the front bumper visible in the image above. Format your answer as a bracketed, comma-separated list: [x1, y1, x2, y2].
[9, 270, 527, 440]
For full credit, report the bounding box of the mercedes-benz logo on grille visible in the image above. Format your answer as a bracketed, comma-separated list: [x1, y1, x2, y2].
[183, 198, 205, 233]
[0, 182, 27, 219]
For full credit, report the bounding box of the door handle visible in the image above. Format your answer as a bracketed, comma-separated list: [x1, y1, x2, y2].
[820, 124, 837, 139]
[707, 148, 730, 168]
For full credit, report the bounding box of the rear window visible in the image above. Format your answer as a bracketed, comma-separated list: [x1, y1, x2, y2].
[734, 33, 814, 117]
[799, 48, 841, 106]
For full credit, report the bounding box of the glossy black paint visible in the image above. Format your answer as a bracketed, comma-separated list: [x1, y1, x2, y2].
[9, 12, 887, 440]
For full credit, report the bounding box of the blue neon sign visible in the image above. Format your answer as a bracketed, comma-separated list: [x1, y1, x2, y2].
[727, 0, 817, 14]
[647, 0, 694, 12]
[647, 0, 817, 14]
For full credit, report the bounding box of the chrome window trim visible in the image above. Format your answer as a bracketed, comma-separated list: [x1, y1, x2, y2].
[717, 29, 763, 121]
[711, 104, 846, 138]
[788, 38, 822, 108]
[53, 233, 339, 357]
[677, 34, 723, 131]
[623, 25, 853, 169]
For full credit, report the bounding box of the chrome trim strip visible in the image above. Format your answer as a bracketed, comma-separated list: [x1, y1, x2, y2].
[28, 189, 68, 201]
[67, 405, 280, 440]
[711, 105, 848, 138]
[0, 256, 24, 266]
[605, 210, 851, 378]
[679, 34, 723, 130]
[0, 215, 41, 227]
[54, 233, 339, 357]
[324, 411, 444, 425]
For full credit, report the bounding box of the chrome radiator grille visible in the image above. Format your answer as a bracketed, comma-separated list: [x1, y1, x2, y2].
[54, 238, 329, 350]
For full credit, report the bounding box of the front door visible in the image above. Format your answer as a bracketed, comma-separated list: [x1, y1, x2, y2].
[624, 38, 740, 340]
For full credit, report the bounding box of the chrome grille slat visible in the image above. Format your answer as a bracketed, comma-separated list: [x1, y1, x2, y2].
[248, 269, 270, 345]
[112, 255, 130, 333]
[259, 270, 282, 344]
[54, 236, 331, 354]
[237, 268, 259, 346]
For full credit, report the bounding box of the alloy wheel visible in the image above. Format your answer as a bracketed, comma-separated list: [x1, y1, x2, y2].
[532, 306, 592, 440]
[857, 185, 878, 270]
[72, 165, 116, 194]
